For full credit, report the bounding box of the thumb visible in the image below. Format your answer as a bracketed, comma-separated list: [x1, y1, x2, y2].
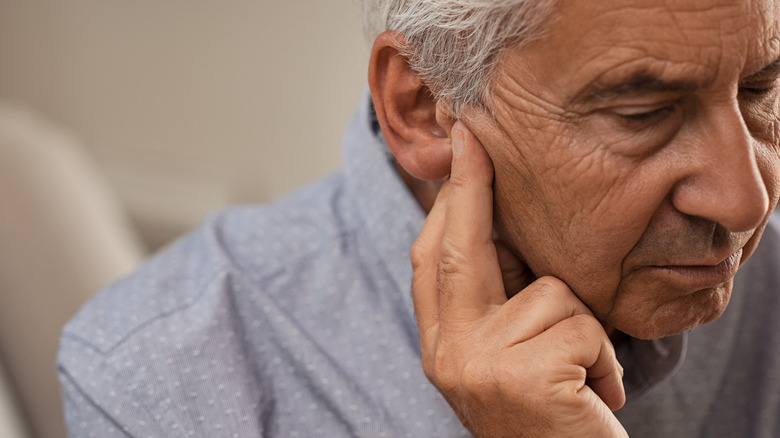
[494, 236, 535, 299]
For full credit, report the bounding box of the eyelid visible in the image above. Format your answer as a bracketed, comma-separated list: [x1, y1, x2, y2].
[610, 102, 673, 117]
[612, 104, 668, 117]
[604, 102, 680, 135]
[738, 79, 780, 100]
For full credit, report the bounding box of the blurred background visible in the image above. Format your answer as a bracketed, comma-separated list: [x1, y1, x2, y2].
[0, 1, 367, 436]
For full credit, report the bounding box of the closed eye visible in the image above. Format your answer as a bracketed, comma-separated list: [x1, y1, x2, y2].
[611, 105, 676, 129]
[739, 79, 779, 99]
[619, 106, 673, 121]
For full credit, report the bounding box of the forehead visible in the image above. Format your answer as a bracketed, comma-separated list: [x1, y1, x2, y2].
[505, 0, 780, 99]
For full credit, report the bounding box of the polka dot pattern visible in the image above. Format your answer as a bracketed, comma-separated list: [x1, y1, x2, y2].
[58, 92, 780, 437]
[58, 93, 467, 437]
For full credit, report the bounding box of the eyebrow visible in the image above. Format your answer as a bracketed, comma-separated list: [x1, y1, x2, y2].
[570, 55, 780, 107]
[572, 73, 698, 106]
[744, 56, 780, 80]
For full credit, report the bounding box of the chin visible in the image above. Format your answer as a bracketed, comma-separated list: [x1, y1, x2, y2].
[607, 283, 732, 340]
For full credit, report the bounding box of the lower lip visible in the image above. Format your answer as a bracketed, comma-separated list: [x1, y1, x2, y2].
[654, 250, 742, 291]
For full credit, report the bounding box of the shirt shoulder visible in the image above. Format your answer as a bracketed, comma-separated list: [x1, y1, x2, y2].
[56, 172, 369, 436]
[60, 171, 353, 356]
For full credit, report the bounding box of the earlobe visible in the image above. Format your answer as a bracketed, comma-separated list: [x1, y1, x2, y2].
[368, 31, 455, 181]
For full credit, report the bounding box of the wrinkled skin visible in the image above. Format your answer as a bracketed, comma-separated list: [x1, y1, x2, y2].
[396, 0, 780, 435]
[464, 0, 780, 339]
[411, 125, 629, 436]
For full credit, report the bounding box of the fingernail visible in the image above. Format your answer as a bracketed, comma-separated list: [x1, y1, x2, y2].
[452, 128, 464, 158]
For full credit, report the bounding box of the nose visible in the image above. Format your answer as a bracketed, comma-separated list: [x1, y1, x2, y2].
[670, 104, 770, 233]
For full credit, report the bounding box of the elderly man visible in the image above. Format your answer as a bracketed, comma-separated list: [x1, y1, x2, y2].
[59, 0, 780, 436]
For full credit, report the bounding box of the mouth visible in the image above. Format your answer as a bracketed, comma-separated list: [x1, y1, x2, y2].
[652, 249, 742, 292]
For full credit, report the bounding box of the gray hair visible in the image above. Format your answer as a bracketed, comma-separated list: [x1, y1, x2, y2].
[361, 0, 555, 116]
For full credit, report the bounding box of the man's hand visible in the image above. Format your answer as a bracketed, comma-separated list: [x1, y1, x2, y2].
[410, 121, 627, 437]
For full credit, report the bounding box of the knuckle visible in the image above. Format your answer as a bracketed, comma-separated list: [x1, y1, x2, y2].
[420, 354, 438, 382]
[448, 166, 469, 188]
[532, 276, 571, 297]
[558, 314, 604, 343]
[449, 359, 497, 405]
[568, 313, 602, 331]
[437, 242, 469, 278]
[426, 344, 496, 400]
[410, 239, 432, 271]
[428, 348, 458, 392]
[435, 249, 468, 302]
[521, 276, 574, 306]
[437, 252, 462, 278]
[460, 358, 491, 396]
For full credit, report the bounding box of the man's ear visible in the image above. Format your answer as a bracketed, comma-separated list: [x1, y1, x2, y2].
[369, 31, 456, 181]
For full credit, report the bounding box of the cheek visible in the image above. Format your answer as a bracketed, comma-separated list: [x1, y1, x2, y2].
[490, 130, 681, 321]
[489, 129, 587, 262]
[758, 123, 780, 206]
[749, 141, 780, 262]
[490, 129, 651, 277]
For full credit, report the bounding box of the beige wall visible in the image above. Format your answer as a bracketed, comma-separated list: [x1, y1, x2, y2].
[0, 0, 368, 247]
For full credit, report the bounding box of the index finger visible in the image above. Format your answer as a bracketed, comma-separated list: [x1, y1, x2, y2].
[411, 182, 450, 339]
[436, 121, 508, 322]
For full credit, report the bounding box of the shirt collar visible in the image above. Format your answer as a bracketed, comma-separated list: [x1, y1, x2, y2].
[342, 90, 426, 318]
[618, 332, 687, 401]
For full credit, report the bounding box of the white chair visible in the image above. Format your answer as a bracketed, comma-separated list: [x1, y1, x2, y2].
[0, 103, 146, 437]
[0, 358, 30, 438]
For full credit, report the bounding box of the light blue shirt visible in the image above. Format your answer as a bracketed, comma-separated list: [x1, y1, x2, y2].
[58, 93, 780, 437]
